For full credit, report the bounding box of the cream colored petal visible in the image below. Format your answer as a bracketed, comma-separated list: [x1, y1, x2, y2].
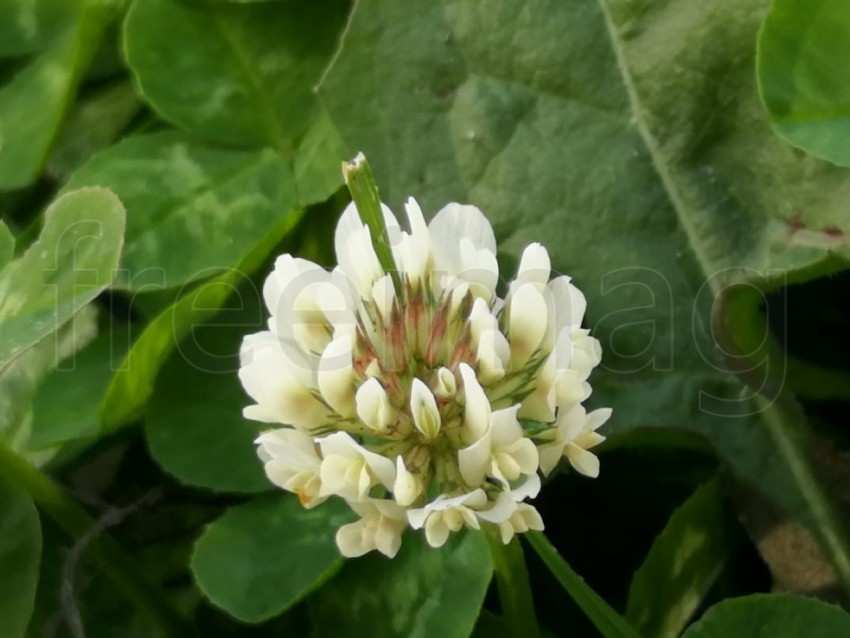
[476, 329, 510, 384]
[500, 438, 539, 477]
[557, 404, 588, 442]
[335, 519, 373, 558]
[318, 454, 356, 497]
[371, 274, 396, 323]
[428, 203, 497, 276]
[355, 378, 395, 432]
[424, 514, 451, 548]
[565, 444, 600, 478]
[410, 378, 441, 440]
[459, 363, 491, 441]
[458, 429, 492, 487]
[549, 275, 587, 331]
[333, 203, 385, 298]
[585, 407, 613, 432]
[517, 243, 551, 285]
[458, 238, 499, 299]
[394, 456, 420, 507]
[475, 492, 517, 524]
[374, 519, 403, 558]
[489, 406, 522, 447]
[317, 335, 355, 417]
[238, 332, 329, 430]
[508, 283, 549, 367]
[433, 367, 457, 399]
[537, 441, 565, 476]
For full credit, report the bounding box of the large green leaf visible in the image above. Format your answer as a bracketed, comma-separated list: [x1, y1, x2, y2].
[626, 478, 739, 638]
[0, 0, 77, 58]
[0, 223, 13, 268]
[64, 132, 298, 290]
[99, 204, 301, 431]
[145, 282, 268, 493]
[123, 0, 350, 150]
[1, 306, 97, 459]
[758, 0, 850, 167]
[319, 0, 850, 581]
[0, 477, 42, 638]
[28, 326, 131, 450]
[64, 122, 345, 290]
[682, 594, 850, 638]
[311, 530, 493, 638]
[0, 0, 117, 190]
[0, 188, 124, 372]
[191, 496, 351, 623]
[46, 80, 142, 180]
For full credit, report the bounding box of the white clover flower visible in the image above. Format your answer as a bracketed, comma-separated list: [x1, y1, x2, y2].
[241, 193, 609, 558]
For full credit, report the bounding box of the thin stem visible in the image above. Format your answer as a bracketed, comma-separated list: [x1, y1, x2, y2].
[0, 441, 192, 637]
[526, 531, 643, 638]
[484, 526, 540, 638]
[342, 152, 402, 293]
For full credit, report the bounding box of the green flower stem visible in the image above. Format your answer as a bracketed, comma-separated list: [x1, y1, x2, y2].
[484, 526, 541, 638]
[342, 152, 402, 293]
[526, 531, 643, 638]
[0, 440, 192, 637]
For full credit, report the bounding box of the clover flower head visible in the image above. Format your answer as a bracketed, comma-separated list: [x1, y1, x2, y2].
[239, 189, 609, 558]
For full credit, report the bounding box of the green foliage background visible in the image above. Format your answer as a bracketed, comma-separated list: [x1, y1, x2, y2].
[1, 0, 850, 636]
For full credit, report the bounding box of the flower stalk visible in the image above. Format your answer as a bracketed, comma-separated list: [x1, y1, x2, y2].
[484, 525, 540, 638]
[342, 152, 402, 293]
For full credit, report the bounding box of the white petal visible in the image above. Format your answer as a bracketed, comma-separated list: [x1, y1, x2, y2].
[554, 369, 590, 406]
[424, 515, 451, 548]
[549, 276, 587, 331]
[371, 274, 396, 323]
[355, 378, 395, 432]
[317, 432, 396, 492]
[407, 507, 429, 530]
[335, 519, 373, 558]
[518, 355, 557, 422]
[557, 404, 588, 442]
[475, 491, 517, 524]
[490, 406, 522, 447]
[517, 243, 551, 285]
[468, 297, 498, 343]
[476, 329, 510, 384]
[374, 520, 403, 558]
[318, 335, 355, 417]
[537, 441, 565, 476]
[428, 203, 497, 276]
[497, 438, 539, 479]
[238, 332, 329, 430]
[511, 473, 542, 500]
[508, 283, 549, 367]
[459, 238, 499, 300]
[585, 407, 612, 433]
[263, 255, 322, 318]
[409, 490, 488, 523]
[433, 367, 457, 399]
[459, 363, 491, 441]
[393, 456, 420, 507]
[517, 503, 545, 532]
[458, 429, 492, 487]
[410, 378, 441, 440]
[255, 428, 318, 462]
[333, 202, 385, 298]
[566, 444, 600, 478]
